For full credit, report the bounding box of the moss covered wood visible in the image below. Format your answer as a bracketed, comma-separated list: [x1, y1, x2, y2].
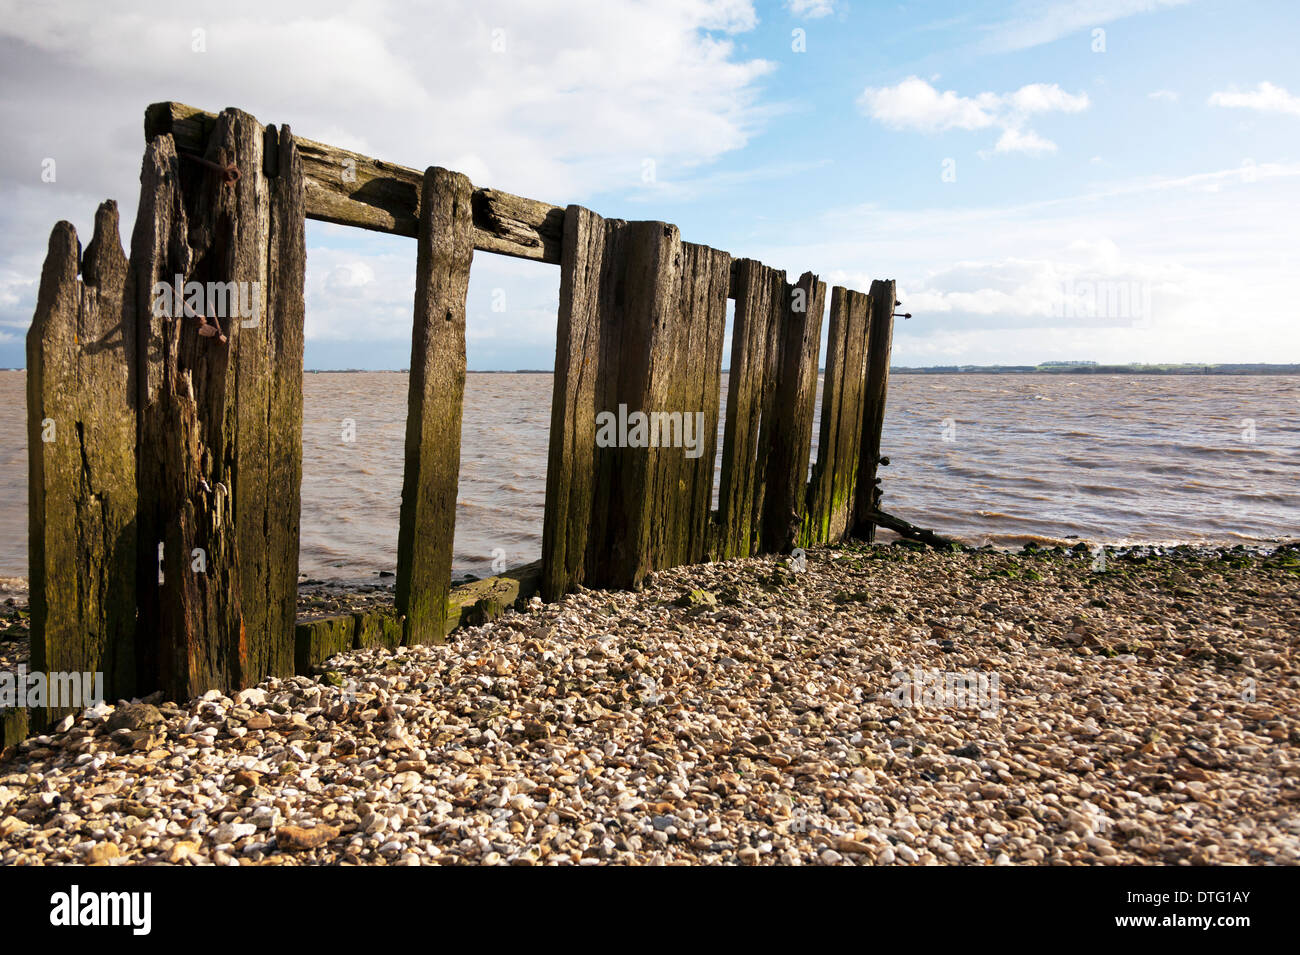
[1, 708, 29, 754]
[26, 203, 137, 729]
[759, 271, 826, 554]
[584, 219, 681, 589]
[293, 562, 542, 672]
[395, 167, 474, 646]
[132, 109, 306, 699]
[853, 279, 897, 541]
[145, 101, 565, 264]
[541, 205, 607, 601]
[670, 243, 731, 566]
[353, 610, 405, 651]
[716, 260, 785, 559]
[805, 286, 870, 544]
[294, 614, 356, 672]
[543, 211, 708, 595]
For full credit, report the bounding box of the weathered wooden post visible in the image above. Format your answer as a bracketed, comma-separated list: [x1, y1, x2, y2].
[759, 271, 826, 553]
[541, 211, 728, 598]
[589, 220, 681, 588]
[132, 108, 306, 698]
[643, 241, 730, 570]
[543, 212, 679, 594]
[716, 259, 785, 559]
[540, 206, 604, 601]
[26, 202, 137, 728]
[663, 243, 730, 567]
[854, 279, 896, 541]
[395, 167, 474, 645]
[805, 286, 870, 543]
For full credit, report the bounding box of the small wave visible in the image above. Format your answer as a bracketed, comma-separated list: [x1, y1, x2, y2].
[977, 532, 1075, 548]
[976, 510, 1042, 524]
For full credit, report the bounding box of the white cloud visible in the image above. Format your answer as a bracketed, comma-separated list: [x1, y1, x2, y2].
[858, 77, 998, 131]
[786, 0, 835, 18]
[1148, 89, 1179, 102]
[735, 160, 1300, 365]
[994, 127, 1057, 155]
[1006, 83, 1089, 114]
[1209, 82, 1300, 117]
[0, 1, 775, 202]
[980, 0, 1192, 53]
[858, 77, 1089, 155]
[301, 227, 561, 370]
[323, 262, 376, 293]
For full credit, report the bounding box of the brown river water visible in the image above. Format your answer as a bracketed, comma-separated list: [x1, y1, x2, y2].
[1, 371, 1296, 583]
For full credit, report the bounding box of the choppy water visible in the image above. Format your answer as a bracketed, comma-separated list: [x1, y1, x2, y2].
[1, 371, 1296, 583]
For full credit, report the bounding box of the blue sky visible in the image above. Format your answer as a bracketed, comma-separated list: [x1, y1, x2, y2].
[1, 0, 1297, 370]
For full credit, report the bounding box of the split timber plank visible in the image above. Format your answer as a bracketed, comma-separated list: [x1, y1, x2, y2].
[541, 205, 609, 601]
[26, 205, 138, 729]
[644, 242, 730, 570]
[759, 271, 826, 554]
[145, 102, 565, 264]
[716, 259, 785, 559]
[750, 270, 789, 550]
[805, 286, 870, 544]
[586, 220, 680, 589]
[395, 168, 474, 646]
[669, 243, 730, 567]
[854, 279, 897, 541]
[828, 287, 871, 541]
[541, 211, 688, 596]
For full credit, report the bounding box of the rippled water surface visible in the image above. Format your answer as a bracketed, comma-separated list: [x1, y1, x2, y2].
[1, 371, 1295, 582]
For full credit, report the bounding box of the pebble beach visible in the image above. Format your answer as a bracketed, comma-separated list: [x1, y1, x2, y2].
[2, 541, 1298, 866]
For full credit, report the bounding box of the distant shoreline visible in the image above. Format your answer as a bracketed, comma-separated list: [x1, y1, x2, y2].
[5, 364, 1298, 375]
[285, 363, 1300, 375]
[890, 363, 1300, 375]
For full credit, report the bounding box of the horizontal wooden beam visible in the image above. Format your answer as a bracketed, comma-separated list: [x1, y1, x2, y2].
[292, 560, 543, 671]
[145, 103, 754, 291]
[445, 559, 543, 631]
[145, 102, 565, 264]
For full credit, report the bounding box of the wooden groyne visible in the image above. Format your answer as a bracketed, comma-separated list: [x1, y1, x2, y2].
[11, 101, 905, 745]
